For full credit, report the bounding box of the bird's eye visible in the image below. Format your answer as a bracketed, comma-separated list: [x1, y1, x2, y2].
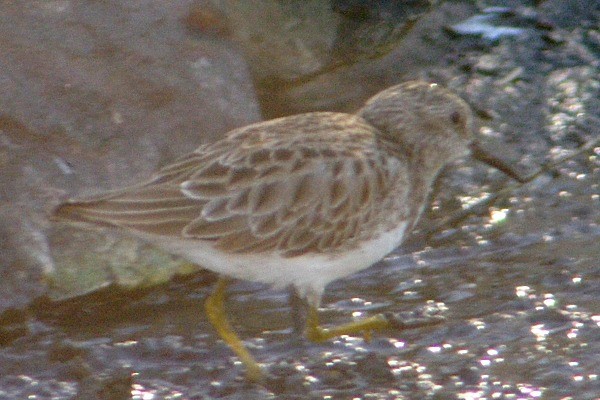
[450, 111, 462, 125]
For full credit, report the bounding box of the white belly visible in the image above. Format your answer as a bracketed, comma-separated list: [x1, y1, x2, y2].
[137, 222, 408, 306]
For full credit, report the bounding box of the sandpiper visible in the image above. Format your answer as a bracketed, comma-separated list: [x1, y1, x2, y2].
[54, 81, 523, 381]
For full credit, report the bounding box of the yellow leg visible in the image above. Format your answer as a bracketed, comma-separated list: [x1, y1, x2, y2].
[305, 305, 390, 343]
[204, 277, 263, 382]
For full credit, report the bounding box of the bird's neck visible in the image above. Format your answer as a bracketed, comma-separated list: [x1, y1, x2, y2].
[405, 146, 449, 231]
[381, 136, 448, 190]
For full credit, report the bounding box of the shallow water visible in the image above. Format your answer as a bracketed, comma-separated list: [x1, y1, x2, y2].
[1, 164, 598, 399]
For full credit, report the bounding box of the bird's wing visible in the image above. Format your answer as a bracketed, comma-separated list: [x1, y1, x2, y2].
[55, 113, 409, 256]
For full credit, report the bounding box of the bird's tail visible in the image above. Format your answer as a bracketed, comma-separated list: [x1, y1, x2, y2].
[51, 200, 119, 229]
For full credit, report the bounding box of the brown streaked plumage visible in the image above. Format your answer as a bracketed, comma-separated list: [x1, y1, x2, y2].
[56, 113, 410, 257]
[54, 81, 522, 381]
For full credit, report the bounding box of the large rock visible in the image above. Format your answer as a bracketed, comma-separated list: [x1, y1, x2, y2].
[210, 0, 473, 117]
[0, 0, 260, 310]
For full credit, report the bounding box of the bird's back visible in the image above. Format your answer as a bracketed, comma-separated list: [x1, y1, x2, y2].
[54, 112, 414, 258]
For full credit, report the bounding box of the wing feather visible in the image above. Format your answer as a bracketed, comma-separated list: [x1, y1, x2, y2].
[55, 112, 409, 256]
[183, 215, 247, 238]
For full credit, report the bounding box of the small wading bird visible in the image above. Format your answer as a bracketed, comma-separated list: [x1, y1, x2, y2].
[54, 81, 524, 381]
